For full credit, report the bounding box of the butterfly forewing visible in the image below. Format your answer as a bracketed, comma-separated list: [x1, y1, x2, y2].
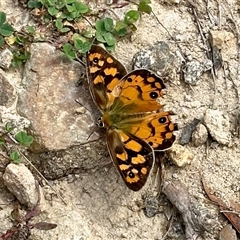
[86, 45, 127, 111]
[108, 69, 166, 114]
[106, 129, 154, 191]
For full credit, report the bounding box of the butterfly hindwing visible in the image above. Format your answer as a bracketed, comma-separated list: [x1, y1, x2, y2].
[106, 129, 154, 191]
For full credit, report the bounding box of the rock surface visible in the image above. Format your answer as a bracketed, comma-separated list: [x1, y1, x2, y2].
[17, 43, 98, 151]
[204, 109, 231, 145]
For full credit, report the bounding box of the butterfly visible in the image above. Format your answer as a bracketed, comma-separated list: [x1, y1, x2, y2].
[86, 45, 177, 191]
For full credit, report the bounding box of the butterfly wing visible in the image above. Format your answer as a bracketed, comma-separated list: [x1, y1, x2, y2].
[107, 69, 166, 114]
[118, 111, 177, 151]
[106, 128, 154, 191]
[86, 45, 127, 111]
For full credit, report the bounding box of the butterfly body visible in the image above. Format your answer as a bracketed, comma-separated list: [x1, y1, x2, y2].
[86, 45, 177, 191]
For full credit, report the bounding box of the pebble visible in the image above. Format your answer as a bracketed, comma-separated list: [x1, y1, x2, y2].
[192, 124, 208, 147]
[0, 49, 13, 69]
[3, 163, 41, 209]
[204, 109, 231, 145]
[167, 144, 194, 167]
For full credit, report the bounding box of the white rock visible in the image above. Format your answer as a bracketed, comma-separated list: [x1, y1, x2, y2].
[204, 109, 231, 145]
[167, 144, 194, 167]
[3, 163, 40, 209]
[192, 124, 208, 147]
[0, 49, 13, 69]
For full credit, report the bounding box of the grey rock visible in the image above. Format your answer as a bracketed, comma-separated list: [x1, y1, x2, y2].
[3, 163, 39, 209]
[17, 42, 98, 151]
[204, 109, 231, 145]
[0, 49, 13, 69]
[192, 124, 208, 147]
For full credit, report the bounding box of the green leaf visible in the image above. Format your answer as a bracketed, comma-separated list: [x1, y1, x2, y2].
[138, 0, 152, 14]
[74, 39, 83, 49]
[82, 28, 95, 38]
[47, 0, 56, 7]
[0, 138, 4, 145]
[66, 0, 75, 3]
[0, 36, 4, 47]
[103, 18, 114, 32]
[27, 0, 42, 8]
[55, 18, 63, 30]
[48, 7, 58, 16]
[10, 151, 21, 164]
[63, 43, 72, 53]
[95, 31, 106, 43]
[63, 43, 76, 59]
[15, 131, 34, 147]
[124, 10, 140, 25]
[103, 32, 116, 46]
[74, 2, 89, 14]
[115, 21, 127, 36]
[105, 44, 115, 52]
[0, 23, 14, 37]
[0, 12, 6, 26]
[66, 4, 74, 12]
[5, 122, 15, 132]
[80, 41, 91, 53]
[60, 27, 70, 33]
[95, 19, 107, 35]
[27, 25, 36, 34]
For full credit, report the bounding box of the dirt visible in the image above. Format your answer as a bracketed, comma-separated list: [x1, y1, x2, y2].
[0, 0, 240, 239]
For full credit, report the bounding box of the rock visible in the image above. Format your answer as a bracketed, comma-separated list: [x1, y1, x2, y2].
[132, 41, 175, 79]
[3, 163, 41, 209]
[219, 224, 237, 240]
[167, 144, 194, 167]
[209, 30, 237, 61]
[17, 42, 98, 151]
[203, 109, 231, 145]
[182, 59, 212, 85]
[180, 118, 201, 145]
[0, 70, 15, 107]
[0, 49, 13, 69]
[192, 124, 208, 147]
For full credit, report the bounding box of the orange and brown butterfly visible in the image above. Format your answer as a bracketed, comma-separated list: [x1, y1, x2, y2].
[86, 44, 177, 191]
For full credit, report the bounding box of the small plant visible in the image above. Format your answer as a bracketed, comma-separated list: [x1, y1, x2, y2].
[0, 11, 14, 47]
[1, 204, 57, 240]
[24, 0, 153, 57]
[0, 123, 34, 164]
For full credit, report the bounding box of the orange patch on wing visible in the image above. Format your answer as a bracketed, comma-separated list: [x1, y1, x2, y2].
[119, 132, 129, 142]
[119, 164, 130, 171]
[165, 132, 173, 139]
[107, 78, 119, 92]
[155, 82, 162, 89]
[126, 169, 140, 183]
[125, 140, 142, 152]
[89, 53, 101, 61]
[169, 123, 175, 131]
[131, 155, 146, 164]
[141, 167, 148, 175]
[90, 66, 100, 74]
[107, 57, 114, 63]
[93, 75, 104, 84]
[134, 127, 151, 139]
[104, 67, 117, 76]
[117, 152, 128, 161]
[147, 77, 155, 83]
